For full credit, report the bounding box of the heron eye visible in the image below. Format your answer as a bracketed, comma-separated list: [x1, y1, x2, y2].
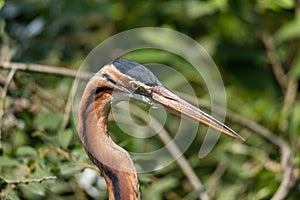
[130, 81, 140, 90]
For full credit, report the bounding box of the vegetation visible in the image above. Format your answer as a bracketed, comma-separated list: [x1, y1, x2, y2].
[0, 0, 299, 199]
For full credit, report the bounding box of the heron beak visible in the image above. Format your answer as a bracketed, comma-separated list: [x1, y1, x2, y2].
[151, 85, 245, 141]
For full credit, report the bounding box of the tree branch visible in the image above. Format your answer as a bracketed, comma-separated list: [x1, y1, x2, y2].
[59, 79, 80, 130]
[4, 176, 57, 185]
[0, 68, 17, 143]
[0, 61, 91, 80]
[261, 32, 287, 90]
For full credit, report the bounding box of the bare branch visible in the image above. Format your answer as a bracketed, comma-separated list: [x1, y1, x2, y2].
[54, 146, 98, 171]
[0, 68, 17, 141]
[261, 33, 287, 89]
[296, 0, 300, 14]
[0, 61, 91, 80]
[225, 111, 297, 200]
[4, 176, 57, 185]
[1, 159, 39, 199]
[60, 79, 80, 130]
[280, 77, 298, 131]
[206, 164, 228, 198]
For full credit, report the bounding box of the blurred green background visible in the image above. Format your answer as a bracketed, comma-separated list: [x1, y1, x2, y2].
[0, 0, 299, 199]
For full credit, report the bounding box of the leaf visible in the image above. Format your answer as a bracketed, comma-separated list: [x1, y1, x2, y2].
[0, 177, 8, 189]
[275, 13, 300, 42]
[290, 102, 300, 135]
[19, 183, 45, 199]
[0, 0, 4, 10]
[58, 129, 73, 149]
[16, 146, 38, 158]
[0, 156, 19, 167]
[290, 51, 300, 79]
[144, 177, 178, 200]
[257, 0, 294, 11]
[59, 162, 81, 179]
[5, 190, 20, 200]
[184, 0, 219, 19]
[32, 131, 57, 145]
[34, 112, 62, 131]
[216, 185, 240, 200]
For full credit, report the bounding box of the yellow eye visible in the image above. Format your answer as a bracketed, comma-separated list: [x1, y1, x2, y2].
[130, 81, 140, 90]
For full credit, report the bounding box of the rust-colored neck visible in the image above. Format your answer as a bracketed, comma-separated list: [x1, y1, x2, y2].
[78, 78, 141, 200]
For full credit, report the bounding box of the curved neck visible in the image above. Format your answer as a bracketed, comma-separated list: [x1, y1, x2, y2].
[78, 79, 141, 200]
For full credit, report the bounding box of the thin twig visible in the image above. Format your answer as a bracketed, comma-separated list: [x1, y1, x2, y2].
[4, 176, 57, 185]
[1, 159, 39, 199]
[54, 146, 98, 171]
[261, 32, 287, 89]
[0, 68, 17, 141]
[280, 1, 300, 132]
[261, 30, 299, 132]
[224, 112, 297, 200]
[272, 3, 300, 198]
[206, 164, 228, 198]
[280, 77, 298, 132]
[60, 79, 80, 130]
[0, 61, 91, 80]
[261, 31, 299, 131]
[296, 0, 300, 14]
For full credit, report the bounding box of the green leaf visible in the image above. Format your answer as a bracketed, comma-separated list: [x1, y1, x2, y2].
[59, 162, 81, 179]
[216, 185, 240, 200]
[32, 131, 57, 145]
[290, 102, 300, 135]
[257, 0, 294, 11]
[185, 0, 219, 19]
[19, 183, 46, 199]
[275, 13, 300, 42]
[16, 146, 38, 158]
[58, 129, 73, 149]
[0, 0, 5, 10]
[290, 51, 300, 79]
[5, 190, 20, 200]
[144, 177, 178, 200]
[0, 156, 19, 166]
[0, 177, 8, 189]
[34, 112, 62, 131]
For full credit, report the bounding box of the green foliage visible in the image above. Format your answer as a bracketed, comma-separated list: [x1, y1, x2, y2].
[58, 129, 73, 149]
[0, 0, 4, 10]
[275, 12, 300, 42]
[1, 0, 299, 199]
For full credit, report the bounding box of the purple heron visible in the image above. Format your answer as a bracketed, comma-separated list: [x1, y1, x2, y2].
[78, 59, 244, 200]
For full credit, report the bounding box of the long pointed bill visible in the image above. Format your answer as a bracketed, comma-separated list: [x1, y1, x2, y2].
[151, 85, 245, 141]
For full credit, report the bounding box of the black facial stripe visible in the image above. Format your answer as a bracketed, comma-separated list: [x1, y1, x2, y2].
[102, 73, 128, 92]
[103, 73, 117, 85]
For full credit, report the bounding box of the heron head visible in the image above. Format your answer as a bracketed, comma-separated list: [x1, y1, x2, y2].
[94, 59, 244, 140]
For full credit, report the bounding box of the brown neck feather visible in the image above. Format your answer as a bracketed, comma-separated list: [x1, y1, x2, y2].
[78, 78, 141, 200]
